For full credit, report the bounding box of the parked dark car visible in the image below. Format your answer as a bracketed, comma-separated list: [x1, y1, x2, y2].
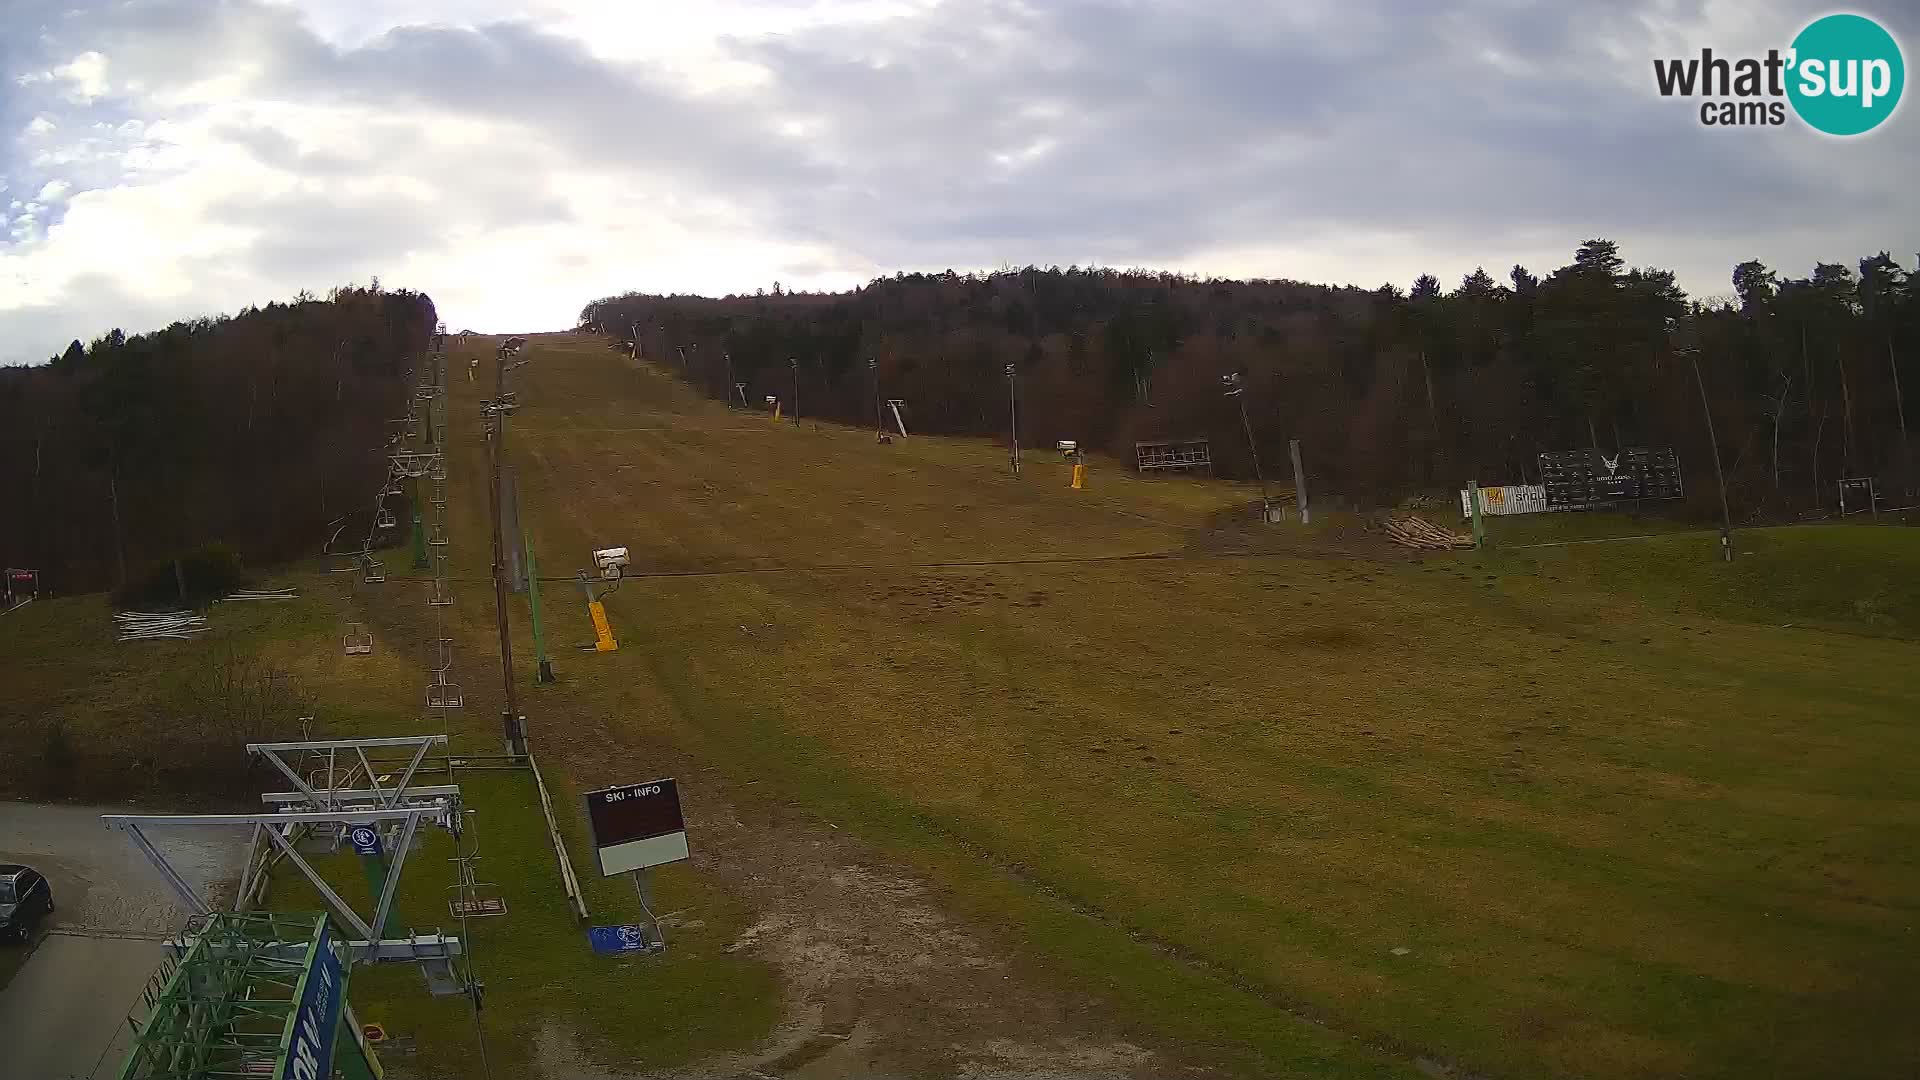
[0, 864, 54, 941]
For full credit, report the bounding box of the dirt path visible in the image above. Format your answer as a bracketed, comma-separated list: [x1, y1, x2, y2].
[525, 699, 1195, 1080]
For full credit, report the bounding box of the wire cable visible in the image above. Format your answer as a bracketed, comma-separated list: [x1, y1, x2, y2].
[431, 545, 1363, 586]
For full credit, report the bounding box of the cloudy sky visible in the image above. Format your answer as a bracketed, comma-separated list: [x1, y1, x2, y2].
[2, 0, 1915, 364]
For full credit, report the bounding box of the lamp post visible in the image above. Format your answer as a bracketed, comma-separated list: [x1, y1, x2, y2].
[1006, 363, 1021, 476]
[870, 357, 883, 442]
[1685, 345, 1735, 561]
[790, 358, 801, 425]
[1222, 372, 1270, 522]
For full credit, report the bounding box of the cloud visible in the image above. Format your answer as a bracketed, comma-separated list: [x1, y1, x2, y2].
[1, 0, 1916, 364]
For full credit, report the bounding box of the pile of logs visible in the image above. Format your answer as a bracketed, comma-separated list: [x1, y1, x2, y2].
[1383, 514, 1475, 550]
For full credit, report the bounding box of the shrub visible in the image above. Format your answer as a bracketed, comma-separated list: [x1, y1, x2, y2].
[112, 543, 249, 610]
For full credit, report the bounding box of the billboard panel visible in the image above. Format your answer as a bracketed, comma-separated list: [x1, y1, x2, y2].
[1539, 448, 1682, 508]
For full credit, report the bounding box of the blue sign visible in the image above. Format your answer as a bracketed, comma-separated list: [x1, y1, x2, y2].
[588, 924, 658, 955]
[348, 825, 382, 857]
[277, 922, 344, 1080]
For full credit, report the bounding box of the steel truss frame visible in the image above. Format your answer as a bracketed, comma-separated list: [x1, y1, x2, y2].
[117, 911, 341, 1080]
[107, 806, 443, 947]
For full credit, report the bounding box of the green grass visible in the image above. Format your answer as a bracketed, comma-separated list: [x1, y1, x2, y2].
[1527, 524, 1920, 637]
[1480, 509, 1702, 546]
[0, 587, 345, 802]
[264, 771, 778, 1076]
[478, 332, 1920, 1080]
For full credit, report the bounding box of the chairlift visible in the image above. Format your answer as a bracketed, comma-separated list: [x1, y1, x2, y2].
[375, 508, 398, 530]
[361, 557, 386, 584]
[426, 679, 464, 709]
[343, 622, 374, 656]
[429, 637, 454, 673]
[429, 580, 453, 607]
[428, 523, 449, 547]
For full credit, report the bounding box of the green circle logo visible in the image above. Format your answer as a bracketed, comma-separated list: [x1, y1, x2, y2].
[1788, 14, 1904, 135]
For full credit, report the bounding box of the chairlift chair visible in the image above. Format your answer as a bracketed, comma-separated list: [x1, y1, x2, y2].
[375, 508, 398, 530]
[426, 678, 464, 709]
[343, 622, 374, 656]
[429, 637, 454, 673]
[429, 580, 454, 607]
[361, 556, 386, 584]
[428, 523, 449, 547]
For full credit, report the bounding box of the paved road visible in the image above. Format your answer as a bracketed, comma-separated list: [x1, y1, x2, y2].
[0, 801, 246, 1080]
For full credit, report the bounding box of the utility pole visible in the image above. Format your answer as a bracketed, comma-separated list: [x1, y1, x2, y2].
[724, 353, 736, 407]
[790, 358, 801, 425]
[1223, 372, 1270, 522]
[1687, 347, 1735, 562]
[486, 346, 529, 758]
[870, 357, 883, 442]
[1005, 363, 1021, 475]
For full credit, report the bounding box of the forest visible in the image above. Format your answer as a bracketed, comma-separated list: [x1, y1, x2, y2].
[0, 285, 438, 596]
[579, 240, 1917, 520]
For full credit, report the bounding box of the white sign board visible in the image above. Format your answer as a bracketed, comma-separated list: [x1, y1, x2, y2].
[1460, 483, 1550, 518]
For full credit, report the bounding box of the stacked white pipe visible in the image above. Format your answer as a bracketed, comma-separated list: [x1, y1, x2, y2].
[115, 610, 210, 641]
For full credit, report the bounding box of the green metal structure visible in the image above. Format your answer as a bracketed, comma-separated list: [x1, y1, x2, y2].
[118, 911, 378, 1080]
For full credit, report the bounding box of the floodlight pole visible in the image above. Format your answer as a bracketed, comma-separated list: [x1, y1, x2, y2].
[790, 358, 801, 425]
[488, 350, 530, 758]
[870, 357, 883, 442]
[724, 352, 736, 407]
[1687, 348, 1735, 562]
[1006, 363, 1021, 475]
[1224, 373, 1270, 521]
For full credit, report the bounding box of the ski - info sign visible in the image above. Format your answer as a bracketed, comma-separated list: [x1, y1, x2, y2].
[584, 779, 689, 876]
